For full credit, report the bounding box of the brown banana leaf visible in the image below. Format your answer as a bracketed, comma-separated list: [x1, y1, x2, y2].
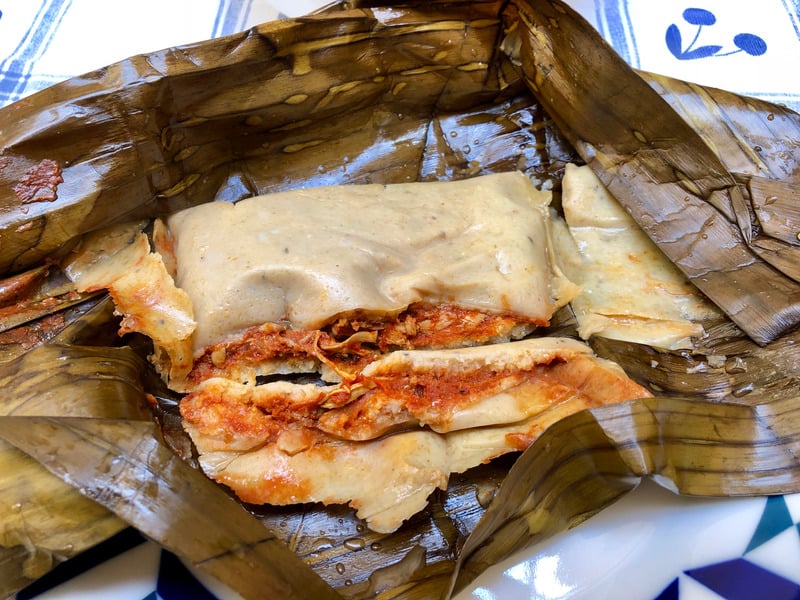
[747, 177, 800, 248]
[506, 0, 800, 346]
[0, 0, 559, 275]
[0, 441, 125, 595]
[0, 415, 342, 600]
[0, 297, 140, 597]
[637, 74, 800, 282]
[0, 1, 800, 599]
[0, 263, 100, 336]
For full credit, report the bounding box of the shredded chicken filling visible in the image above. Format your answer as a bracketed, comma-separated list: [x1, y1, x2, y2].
[187, 302, 539, 388]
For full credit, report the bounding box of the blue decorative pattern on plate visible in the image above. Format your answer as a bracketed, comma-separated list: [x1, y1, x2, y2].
[665, 8, 767, 60]
[568, 0, 800, 110]
[2, 1, 799, 599]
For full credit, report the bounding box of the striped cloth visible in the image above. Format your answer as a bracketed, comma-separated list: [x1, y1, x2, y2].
[0, 1, 798, 111]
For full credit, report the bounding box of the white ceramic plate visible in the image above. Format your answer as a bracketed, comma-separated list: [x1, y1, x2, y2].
[19, 479, 800, 600]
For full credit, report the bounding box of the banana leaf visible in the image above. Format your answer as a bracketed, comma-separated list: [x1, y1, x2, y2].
[0, 1, 799, 599]
[505, 0, 800, 345]
[0, 298, 137, 597]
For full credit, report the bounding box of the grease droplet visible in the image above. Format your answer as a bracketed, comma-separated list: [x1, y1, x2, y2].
[732, 383, 754, 397]
[343, 537, 365, 551]
[335, 563, 346, 575]
[312, 537, 335, 551]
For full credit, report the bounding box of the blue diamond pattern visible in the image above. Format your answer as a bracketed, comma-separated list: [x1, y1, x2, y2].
[746, 496, 795, 552]
[654, 495, 800, 599]
[654, 577, 680, 600]
[155, 550, 217, 600]
[687, 558, 800, 599]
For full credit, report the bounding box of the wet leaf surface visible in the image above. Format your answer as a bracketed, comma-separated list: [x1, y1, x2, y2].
[0, 2, 799, 599]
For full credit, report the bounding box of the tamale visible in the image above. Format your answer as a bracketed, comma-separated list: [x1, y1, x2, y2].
[553, 163, 724, 350]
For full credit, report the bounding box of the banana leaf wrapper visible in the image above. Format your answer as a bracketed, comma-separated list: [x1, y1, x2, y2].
[0, 1, 799, 599]
[0, 298, 140, 595]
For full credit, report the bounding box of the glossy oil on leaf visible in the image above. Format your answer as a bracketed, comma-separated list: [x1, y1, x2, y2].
[0, 2, 799, 600]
